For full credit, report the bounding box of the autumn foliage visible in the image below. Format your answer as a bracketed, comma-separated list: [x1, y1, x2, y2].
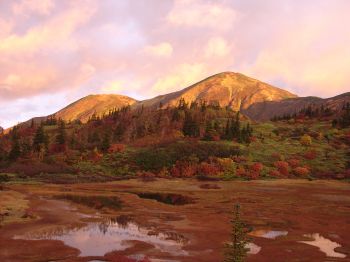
[274, 161, 289, 176]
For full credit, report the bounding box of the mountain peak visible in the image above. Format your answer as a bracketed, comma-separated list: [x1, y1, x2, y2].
[139, 71, 297, 111]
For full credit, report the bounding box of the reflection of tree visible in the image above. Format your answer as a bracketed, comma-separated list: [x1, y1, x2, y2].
[24, 224, 85, 240]
[98, 221, 109, 235]
[116, 215, 132, 229]
[97, 215, 133, 233]
[164, 232, 188, 245]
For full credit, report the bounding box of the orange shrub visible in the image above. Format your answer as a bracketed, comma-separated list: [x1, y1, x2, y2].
[170, 160, 197, 177]
[217, 158, 234, 172]
[288, 158, 300, 168]
[158, 167, 169, 177]
[197, 162, 220, 177]
[274, 161, 289, 176]
[246, 171, 260, 180]
[300, 134, 312, 146]
[236, 166, 246, 177]
[250, 162, 263, 173]
[269, 169, 281, 178]
[293, 167, 310, 177]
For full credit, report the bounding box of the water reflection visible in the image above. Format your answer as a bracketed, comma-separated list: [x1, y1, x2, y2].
[14, 216, 188, 257]
[300, 233, 346, 258]
[249, 229, 288, 239]
[246, 243, 261, 254]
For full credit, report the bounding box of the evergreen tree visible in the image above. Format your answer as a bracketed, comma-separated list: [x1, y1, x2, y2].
[231, 112, 240, 138]
[91, 132, 100, 143]
[114, 123, 125, 142]
[55, 120, 66, 145]
[9, 136, 21, 160]
[101, 132, 111, 152]
[224, 119, 232, 139]
[203, 120, 215, 141]
[171, 109, 181, 122]
[224, 204, 249, 262]
[33, 125, 48, 152]
[183, 112, 200, 137]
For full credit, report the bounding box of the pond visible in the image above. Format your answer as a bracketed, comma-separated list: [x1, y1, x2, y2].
[14, 216, 189, 258]
[300, 233, 347, 258]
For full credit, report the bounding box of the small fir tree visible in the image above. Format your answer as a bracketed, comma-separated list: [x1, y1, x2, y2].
[224, 204, 249, 262]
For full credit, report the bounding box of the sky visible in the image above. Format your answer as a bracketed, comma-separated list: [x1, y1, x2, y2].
[0, 0, 350, 128]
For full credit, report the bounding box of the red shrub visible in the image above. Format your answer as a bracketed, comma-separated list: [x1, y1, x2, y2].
[246, 171, 260, 180]
[293, 167, 310, 177]
[303, 150, 317, 160]
[197, 162, 220, 177]
[288, 158, 300, 168]
[250, 162, 263, 173]
[49, 144, 67, 153]
[269, 169, 281, 178]
[170, 161, 197, 177]
[274, 161, 289, 176]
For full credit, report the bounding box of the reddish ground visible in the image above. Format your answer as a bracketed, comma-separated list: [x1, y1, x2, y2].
[0, 179, 349, 262]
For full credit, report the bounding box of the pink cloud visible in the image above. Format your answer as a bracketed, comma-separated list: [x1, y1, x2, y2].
[12, 0, 55, 16]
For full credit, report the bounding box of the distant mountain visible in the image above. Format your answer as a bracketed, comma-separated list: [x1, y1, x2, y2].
[244, 92, 350, 121]
[136, 72, 297, 111]
[0, 126, 3, 134]
[53, 94, 137, 123]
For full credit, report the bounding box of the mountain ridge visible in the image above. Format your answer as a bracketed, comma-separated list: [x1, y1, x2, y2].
[10, 72, 350, 128]
[244, 92, 350, 121]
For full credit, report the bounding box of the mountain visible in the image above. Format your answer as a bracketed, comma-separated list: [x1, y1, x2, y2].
[136, 72, 297, 111]
[0, 126, 3, 134]
[16, 94, 137, 129]
[244, 92, 350, 121]
[52, 94, 137, 123]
